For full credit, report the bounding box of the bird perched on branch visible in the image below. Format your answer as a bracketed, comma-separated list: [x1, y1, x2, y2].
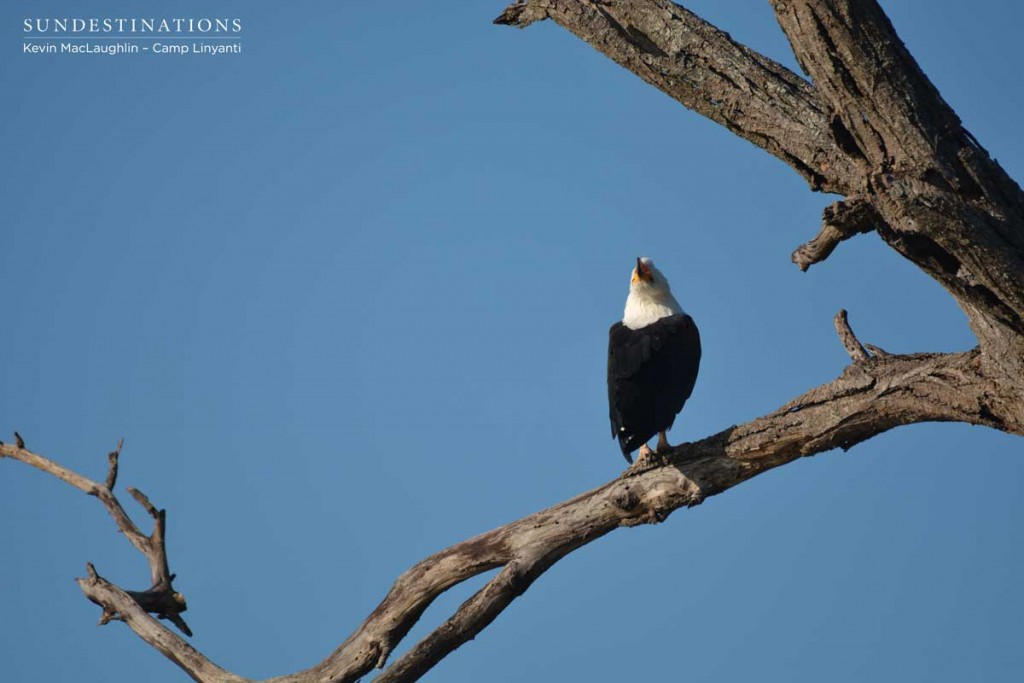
[607, 257, 701, 463]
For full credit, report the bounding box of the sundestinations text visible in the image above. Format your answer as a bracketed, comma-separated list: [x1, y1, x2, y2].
[23, 17, 242, 34]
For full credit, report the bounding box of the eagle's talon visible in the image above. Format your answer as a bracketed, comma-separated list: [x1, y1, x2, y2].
[656, 431, 672, 454]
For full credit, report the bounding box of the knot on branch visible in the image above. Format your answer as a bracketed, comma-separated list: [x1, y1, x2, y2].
[373, 639, 393, 670]
[792, 197, 880, 271]
[613, 486, 640, 511]
[500, 559, 533, 595]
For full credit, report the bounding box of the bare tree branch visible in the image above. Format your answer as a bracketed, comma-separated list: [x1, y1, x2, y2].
[264, 314, 1018, 683]
[373, 553, 556, 683]
[76, 565, 245, 683]
[834, 309, 870, 362]
[495, 0, 860, 193]
[791, 196, 879, 270]
[0, 441, 194, 636]
[104, 439, 123, 490]
[771, 0, 959, 170]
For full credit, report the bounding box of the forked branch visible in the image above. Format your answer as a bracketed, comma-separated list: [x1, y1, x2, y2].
[76, 565, 244, 683]
[0, 440, 193, 636]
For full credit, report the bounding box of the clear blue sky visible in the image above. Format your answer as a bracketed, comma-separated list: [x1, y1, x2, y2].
[2, 2, 1022, 681]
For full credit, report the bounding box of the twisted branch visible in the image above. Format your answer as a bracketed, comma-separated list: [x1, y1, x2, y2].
[496, 0, 859, 193]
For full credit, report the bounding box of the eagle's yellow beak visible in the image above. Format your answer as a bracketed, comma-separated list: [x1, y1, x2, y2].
[631, 257, 653, 283]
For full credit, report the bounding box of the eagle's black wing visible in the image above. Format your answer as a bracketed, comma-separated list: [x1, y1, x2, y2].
[608, 314, 701, 462]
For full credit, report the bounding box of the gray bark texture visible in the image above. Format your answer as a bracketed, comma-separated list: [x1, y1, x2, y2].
[3, 2, 1023, 682]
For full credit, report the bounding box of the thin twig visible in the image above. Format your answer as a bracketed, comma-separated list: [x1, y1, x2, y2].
[105, 438, 124, 490]
[834, 309, 871, 362]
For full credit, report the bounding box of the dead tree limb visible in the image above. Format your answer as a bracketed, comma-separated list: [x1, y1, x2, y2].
[495, 0, 859, 194]
[269, 324, 1015, 683]
[791, 196, 879, 270]
[78, 564, 245, 683]
[0, 442, 208, 660]
[834, 309, 870, 362]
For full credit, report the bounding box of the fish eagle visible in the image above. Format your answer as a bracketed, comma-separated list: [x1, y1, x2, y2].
[607, 257, 701, 463]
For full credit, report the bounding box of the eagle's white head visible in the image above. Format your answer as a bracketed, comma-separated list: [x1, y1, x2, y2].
[622, 257, 684, 330]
